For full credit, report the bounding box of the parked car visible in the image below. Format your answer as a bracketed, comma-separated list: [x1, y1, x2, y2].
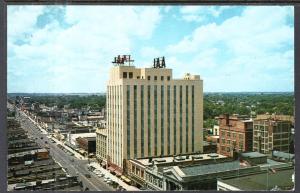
[85, 174, 91, 178]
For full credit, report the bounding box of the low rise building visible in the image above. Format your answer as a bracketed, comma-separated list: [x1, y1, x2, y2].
[127, 153, 231, 189]
[76, 136, 96, 155]
[217, 166, 294, 191]
[161, 160, 260, 190]
[96, 127, 107, 165]
[218, 114, 253, 157]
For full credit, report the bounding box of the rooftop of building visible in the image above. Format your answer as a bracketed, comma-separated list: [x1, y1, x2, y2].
[179, 160, 245, 176]
[96, 127, 107, 133]
[218, 114, 251, 121]
[272, 151, 294, 159]
[219, 168, 294, 190]
[8, 148, 48, 159]
[240, 152, 268, 158]
[254, 114, 294, 123]
[258, 159, 292, 169]
[203, 141, 218, 146]
[131, 153, 227, 167]
[69, 132, 96, 139]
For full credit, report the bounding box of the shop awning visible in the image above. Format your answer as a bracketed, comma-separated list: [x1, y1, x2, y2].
[115, 170, 122, 177]
[108, 166, 116, 172]
[121, 175, 127, 181]
[120, 176, 131, 184]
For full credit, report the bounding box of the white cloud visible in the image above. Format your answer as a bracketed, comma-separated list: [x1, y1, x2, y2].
[166, 6, 294, 92]
[8, 6, 162, 93]
[8, 6, 45, 41]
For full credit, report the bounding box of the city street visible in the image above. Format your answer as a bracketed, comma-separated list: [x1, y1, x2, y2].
[9, 103, 114, 191]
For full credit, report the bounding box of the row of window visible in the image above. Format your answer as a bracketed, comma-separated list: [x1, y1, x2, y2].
[126, 84, 195, 158]
[122, 72, 171, 81]
[145, 173, 163, 188]
[220, 131, 244, 140]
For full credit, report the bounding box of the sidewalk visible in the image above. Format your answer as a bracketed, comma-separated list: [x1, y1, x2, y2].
[89, 162, 140, 191]
[23, 112, 47, 135]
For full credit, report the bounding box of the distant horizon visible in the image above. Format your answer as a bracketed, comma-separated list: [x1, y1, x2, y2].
[7, 91, 295, 95]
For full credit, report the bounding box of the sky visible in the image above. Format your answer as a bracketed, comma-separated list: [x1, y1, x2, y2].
[8, 6, 294, 93]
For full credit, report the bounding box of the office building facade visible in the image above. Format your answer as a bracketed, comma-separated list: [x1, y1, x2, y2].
[253, 116, 292, 154]
[106, 57, 203, 169]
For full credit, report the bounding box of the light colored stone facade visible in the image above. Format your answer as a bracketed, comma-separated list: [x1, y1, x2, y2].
[107, 65, 203, 168]
[96, 128, 107, 161]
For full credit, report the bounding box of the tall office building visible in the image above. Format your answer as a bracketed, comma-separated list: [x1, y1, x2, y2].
[106, 56, 203, 171]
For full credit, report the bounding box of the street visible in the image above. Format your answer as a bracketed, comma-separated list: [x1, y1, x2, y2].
[9, 103, 114, 191]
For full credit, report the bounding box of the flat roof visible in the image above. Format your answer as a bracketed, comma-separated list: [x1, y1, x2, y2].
[8, 148, 48, 159]
[272, 151, 294, 159]
[132, 153, 227, 167]
[69, 133, 96, 138]
[219, 168, 294, 190]
[180, 161, 243, 176]
[241, 152, 267, 158]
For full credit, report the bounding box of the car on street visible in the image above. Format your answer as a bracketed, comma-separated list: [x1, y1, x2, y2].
[85, 174, 91, 178]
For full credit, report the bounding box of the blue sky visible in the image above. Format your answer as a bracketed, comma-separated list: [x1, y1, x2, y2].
[8, 6, 294, 93]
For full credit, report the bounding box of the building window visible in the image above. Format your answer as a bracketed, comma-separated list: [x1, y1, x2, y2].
[186, 85, 189, 152]
[134, 85, 137, 158]
[221, 131, 225, 138]
[141, 85, 144, 157]
[167, 76, 170, 81]
[239, 134, 243, 140]
[167, 85, 171, 155]
[227, 132, 231, 137]
[137, 76, 140, 79]
[148, 85, 151, 155]
[174, 85, 177, 154]
[127, 85, 130, 158]
[148, 76, 151, 80]
[123, 72, 127, 78]
[129, 72, 133, 78]
[221, 146, 225, 151]
[154, 85, 158, 156]
[180, 85, 183, 153]
[161, 85, 164, 156]
[161, 76, 164, 81]
[192, 85, 194, 152]
[154, 76, 157, 80]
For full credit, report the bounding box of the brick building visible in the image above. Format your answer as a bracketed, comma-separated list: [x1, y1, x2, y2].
[218, 114, 253, 157]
